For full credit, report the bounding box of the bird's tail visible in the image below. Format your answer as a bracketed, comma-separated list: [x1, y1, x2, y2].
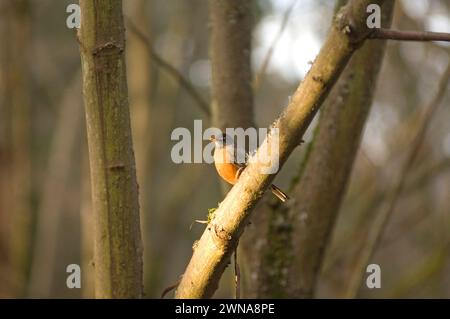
[270, 184, 289, 202]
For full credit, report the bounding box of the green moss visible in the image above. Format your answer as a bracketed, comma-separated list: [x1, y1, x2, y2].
[262, 206, 294, 298]
[207, 207, 217, 224]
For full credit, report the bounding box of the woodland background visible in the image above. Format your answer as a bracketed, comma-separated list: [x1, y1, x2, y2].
[1, 0, 450, 298]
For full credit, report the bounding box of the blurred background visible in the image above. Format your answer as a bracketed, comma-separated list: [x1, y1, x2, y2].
[0, 0, 450, 298]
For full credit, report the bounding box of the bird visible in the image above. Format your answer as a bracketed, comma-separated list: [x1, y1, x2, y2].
[210, 133, 289, 202]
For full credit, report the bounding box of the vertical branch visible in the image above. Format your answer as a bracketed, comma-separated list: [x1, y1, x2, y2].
[209, 0, 255, 296]
[124, 0, 153, 296]
[234, 247, 240, 299]
[78, 0, 143, 298]
[209, 0, 254, 131]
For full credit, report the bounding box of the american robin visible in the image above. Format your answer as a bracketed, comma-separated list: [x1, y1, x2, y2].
[210, 133, 289, 202]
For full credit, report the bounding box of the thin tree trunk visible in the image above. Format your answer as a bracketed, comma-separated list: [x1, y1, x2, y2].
[209, 0, 254, 190]
[175, 0, 385, 299]
[209, 0, 254, 131]
[209, 0, 255, 296]
[124, 0, 153, 296]
[78, 0, 143, 298]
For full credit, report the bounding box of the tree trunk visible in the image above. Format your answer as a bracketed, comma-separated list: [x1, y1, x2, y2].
[209, 0, 254, 131]
[209, 0, 255, 297]
[78, 0, 143, 298]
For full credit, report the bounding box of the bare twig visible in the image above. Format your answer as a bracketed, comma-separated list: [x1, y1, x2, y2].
[125, 18, 210, 116]
[234, 246, 240, 299]
[346, 61, 450, 298]
[161, 281, 180, 299]
[369, 28, 450, 42]
[253, 0, 298, 90]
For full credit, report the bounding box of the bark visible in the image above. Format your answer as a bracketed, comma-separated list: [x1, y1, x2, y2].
[78, 0, 143, 298]
[175, 0, 385, 299]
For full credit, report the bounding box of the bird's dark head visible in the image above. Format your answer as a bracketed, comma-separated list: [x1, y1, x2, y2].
[210, 133, 230, 146]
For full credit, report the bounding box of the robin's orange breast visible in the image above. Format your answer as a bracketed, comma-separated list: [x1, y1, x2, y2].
[213, 146, 241, 184]
[214, 162, 240, 184]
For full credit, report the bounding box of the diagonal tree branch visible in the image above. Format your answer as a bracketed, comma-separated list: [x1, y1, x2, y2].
[369, 28, 450, 42]
[244, 0, 395, 298]
[126, 18, 211, 116]
[273, 0, 395, 299]
[175, 0, 385, 299]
